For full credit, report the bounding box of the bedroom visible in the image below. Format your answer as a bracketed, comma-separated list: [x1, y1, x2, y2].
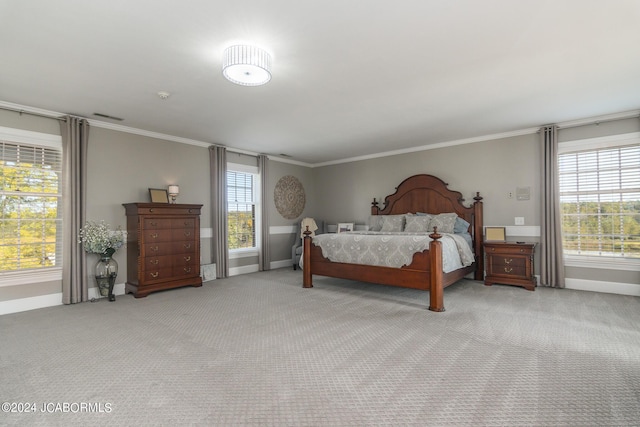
[1, 1, 639, 424]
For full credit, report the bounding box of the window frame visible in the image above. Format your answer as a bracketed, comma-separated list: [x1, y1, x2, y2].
[226, 162, 261, 257]
[0, 126, 63, 286]
[558, 131, 640, 271]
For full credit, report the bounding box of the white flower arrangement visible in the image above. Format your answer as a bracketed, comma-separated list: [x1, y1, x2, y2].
[78, 220, 124, 256]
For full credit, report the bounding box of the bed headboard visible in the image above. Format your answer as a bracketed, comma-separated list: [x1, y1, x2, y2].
[371, 174, 477, 220]
[371, 174, 484, 275]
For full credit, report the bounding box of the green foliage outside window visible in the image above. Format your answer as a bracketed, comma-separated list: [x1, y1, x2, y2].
[561, 201, 640, 257]
[228, 208, 255, 250]
[1, 150, 62, 271]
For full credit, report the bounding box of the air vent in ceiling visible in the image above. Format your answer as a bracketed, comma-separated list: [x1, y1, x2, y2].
[93, 112, 124, 121]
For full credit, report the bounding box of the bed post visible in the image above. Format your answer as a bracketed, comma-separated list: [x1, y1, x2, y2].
[302, 227, 313, 288]
[428, 227, 445, 312]
[473, 192, 484, 281]
[371, 198, 380, 215]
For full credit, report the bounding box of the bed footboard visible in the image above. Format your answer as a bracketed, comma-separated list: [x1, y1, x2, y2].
[302, 228, 447, 312]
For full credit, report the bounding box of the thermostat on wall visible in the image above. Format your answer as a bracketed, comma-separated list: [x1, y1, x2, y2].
[516, 187, 530, 201]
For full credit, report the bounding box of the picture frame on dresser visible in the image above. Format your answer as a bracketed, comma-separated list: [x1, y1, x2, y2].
[485, 226, 506, 242]
[148, 188, 169, 203]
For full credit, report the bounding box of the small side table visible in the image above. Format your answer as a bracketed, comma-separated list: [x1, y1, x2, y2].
[484, 242, 536, 291]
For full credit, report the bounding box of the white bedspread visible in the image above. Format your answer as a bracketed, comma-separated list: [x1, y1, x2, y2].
[310, 231, 474, 273]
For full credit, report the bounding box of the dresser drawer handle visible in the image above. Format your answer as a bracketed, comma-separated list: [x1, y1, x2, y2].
[149, 259, 159, 265]
[184, 267, 191, 273]
[184, 256, 191, 262]
[150, 221, 158, 226]
[504, 258, 512, 264]
[184, 221, 190, 226]
[150, 272, 159, 278]
[490, 248, 495, 251]
[184, 243, 191, 249]
[150, 246, 159, 252]
[184, 231, 191, 237]
[149, 208, 154, 213]
[504, 267, 513, 273]
[151, 232, 158, 239]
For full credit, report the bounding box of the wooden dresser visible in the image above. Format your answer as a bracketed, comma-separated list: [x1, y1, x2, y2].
[123, 203, 203, 298]
[484, 241, 537, 291]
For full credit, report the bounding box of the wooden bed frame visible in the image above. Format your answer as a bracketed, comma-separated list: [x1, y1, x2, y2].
[302, 174, 483, 312]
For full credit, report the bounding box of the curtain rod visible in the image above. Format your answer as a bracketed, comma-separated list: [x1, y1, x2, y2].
[0, 105, 68, 122]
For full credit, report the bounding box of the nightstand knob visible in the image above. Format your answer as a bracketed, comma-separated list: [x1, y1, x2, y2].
[504, 267, 513, 273]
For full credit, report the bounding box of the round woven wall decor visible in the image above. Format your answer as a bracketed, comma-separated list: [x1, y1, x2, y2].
[274, 175, 305, 219]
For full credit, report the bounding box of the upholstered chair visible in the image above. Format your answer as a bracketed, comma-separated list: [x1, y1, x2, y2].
[292, 219, 325, 270]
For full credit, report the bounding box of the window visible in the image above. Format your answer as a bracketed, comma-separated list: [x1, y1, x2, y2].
[227, 164, 260, 251]
[0, 127, 63, 278]
[558, 132, 640, 261]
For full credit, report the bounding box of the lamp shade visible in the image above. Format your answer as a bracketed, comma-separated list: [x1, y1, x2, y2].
[168, 185, 179, 195]
[222, 45, 272, 86]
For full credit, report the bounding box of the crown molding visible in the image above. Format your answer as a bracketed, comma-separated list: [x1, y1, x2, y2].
[2, 100, 637, 168]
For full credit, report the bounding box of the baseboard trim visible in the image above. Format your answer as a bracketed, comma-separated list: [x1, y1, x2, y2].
[0, 283, 129, 315]
[565, 278, 640, 296]
[0, 293, 63, 315]
[270, 259, 293, 270]
[229, 264, 259, 276]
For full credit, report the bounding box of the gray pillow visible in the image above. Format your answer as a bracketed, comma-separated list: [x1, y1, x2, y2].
[404, 215, 432, 232]
[454, 217, 471, 234]
[428, 213, 458, 234]
[380, 215, 405, 232]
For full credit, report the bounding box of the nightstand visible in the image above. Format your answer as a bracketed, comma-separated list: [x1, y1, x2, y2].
[484, 242, 536, 291]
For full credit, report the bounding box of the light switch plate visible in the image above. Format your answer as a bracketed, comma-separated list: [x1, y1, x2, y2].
[515, 217, 525, 225]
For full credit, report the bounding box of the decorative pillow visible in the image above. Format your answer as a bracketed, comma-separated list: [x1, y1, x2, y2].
[368, 215, 385, 232]
[454, 217, 471, 234]
[380, 215, 405, 232]
[428, 213, 458, 234]
[404, 215, 432, 233]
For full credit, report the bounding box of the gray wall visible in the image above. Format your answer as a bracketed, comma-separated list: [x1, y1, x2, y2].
[312, 133, 540, 228]
[1, 108, 638, 309]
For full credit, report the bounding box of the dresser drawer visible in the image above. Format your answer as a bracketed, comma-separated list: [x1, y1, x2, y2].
[171, 227, 196, 241]
[172, 218, 196, 229]
[143, 229, 173, 243]
[486, 245, 533, 256]
[143, 218, 172, 230]
[144, 242, 173, 257]
[142, 267, 174, 284]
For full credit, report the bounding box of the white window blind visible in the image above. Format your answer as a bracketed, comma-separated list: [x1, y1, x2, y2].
[558, 134, 640, 259]
[0, 140, 63, 272]
[227, 170, 256, 250]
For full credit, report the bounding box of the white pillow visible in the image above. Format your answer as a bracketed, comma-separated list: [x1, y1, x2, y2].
[428, 213, 458, 234]
[404, 215, 432, 232]
[368, 215, 385, 232]
[380, 215, 405, 232]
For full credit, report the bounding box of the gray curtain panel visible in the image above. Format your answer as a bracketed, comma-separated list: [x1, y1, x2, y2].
[258, 154, 270, 271]
[60, 116, 89, 304]
[540, 125, 565, 288]
[209, 145, 228, 278]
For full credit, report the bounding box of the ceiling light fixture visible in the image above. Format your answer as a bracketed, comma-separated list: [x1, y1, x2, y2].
[222, 45, 272, 86]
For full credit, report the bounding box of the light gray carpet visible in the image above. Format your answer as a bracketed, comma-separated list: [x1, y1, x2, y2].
[1, 269, 639, 426]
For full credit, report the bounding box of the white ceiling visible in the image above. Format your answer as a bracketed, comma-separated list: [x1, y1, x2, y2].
[1, 0, 639, 164]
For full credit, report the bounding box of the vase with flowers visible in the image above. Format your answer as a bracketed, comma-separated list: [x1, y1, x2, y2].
[78, 221, 125, 301]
